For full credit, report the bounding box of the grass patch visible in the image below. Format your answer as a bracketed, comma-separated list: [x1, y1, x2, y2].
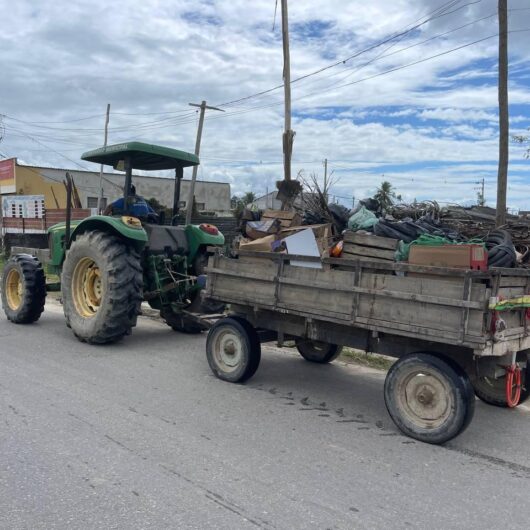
[339, 347, 395, 371]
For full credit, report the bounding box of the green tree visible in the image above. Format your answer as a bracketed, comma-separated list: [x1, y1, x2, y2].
[374, 181, 400, 213]
[242, 191, 256, 205]
[231, 191, 257, 219]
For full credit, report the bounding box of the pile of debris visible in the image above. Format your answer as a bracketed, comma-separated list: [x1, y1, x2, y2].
[233, 196, 529, 270]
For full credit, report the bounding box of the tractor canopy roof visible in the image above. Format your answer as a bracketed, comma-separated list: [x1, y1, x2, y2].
[81, 142, 199, 171]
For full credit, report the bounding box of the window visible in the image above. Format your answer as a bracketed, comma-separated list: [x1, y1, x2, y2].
[196, 202, 205, 210]
[87, 197, 107, 209]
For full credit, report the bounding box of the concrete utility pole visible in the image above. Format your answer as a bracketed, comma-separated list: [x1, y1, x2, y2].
[281, 0, 295, 183]
[323, 158, 328, 202]
[98, 103, 111, 213]
[185, 101, 224, 225]
[496, 0, 508, 227]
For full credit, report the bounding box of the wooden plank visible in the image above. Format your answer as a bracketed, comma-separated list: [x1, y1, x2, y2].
[460, 273, 472, 342]
[278, 265, 354, 317]
[342, 243, 396, 260]
[499, 277, 528, 287]
[232, 249, 493, 278]
[339, 255, 393, 264]
[343, 231, 398, 250]
[209, 265, 486, 310]
[355, 272, 486, 336]
[213, 295, 487, 348]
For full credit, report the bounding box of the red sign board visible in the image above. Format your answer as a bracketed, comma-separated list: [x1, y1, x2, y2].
[0, 158, 17, 193]
[0, 158, 16, 193]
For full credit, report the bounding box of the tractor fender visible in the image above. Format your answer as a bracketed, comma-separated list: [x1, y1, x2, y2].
[185, 224, 225, 261]
[69, 216, 148, 251]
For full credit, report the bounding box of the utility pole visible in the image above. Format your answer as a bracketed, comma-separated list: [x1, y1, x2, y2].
[98, 103, 111, 213]
[496, 0, 508, 227]
[185, 100, 224, 225]
[323, 158, 328, 202]
[281, 0, 295, 183]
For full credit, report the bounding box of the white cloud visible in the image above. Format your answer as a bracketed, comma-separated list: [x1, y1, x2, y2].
[1, 0, 529, 209]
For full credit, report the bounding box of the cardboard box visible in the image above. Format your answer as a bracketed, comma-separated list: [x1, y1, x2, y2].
[245, 218, 281, 240]
[262, 209, 302, 228]
[239, 234, 278, 252]
[408, 244, 487, 270]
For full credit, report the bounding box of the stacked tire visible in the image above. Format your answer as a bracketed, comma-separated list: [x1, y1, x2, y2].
[485, 229, 516, 268]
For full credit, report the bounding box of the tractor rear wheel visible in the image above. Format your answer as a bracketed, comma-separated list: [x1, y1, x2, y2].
[1, 254, 46, 324]
[62, 230, 143, 344]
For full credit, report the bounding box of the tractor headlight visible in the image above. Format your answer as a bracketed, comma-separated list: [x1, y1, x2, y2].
[121, 216, 143, 228]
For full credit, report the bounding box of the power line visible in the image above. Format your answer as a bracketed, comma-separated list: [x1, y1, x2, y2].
[9, 130, 124, 191]
[216, 0, 479, 108]
[0, 3, 499, 140]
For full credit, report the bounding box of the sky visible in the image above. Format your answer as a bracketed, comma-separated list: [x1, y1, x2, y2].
[0, 0, 529, 210]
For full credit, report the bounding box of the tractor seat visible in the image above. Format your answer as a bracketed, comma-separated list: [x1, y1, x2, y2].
[143, 223, 189, 255]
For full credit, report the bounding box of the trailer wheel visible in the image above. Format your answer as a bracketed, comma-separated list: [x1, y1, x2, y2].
[472, 364, 530, 407]
[384, 353, 475, 444]
[1, 254, 46, 324]
[295, 338, 342, 363]
[206, 317, 261, 383]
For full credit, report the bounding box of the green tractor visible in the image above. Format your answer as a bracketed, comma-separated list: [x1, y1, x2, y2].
[1, 142, 225, 343]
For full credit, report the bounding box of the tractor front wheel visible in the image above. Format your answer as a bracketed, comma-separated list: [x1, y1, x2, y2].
[62, 230, 143, 344]
[1, 254, 46, 324]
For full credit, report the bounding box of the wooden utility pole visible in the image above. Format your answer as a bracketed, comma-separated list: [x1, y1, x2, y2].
[281, 0, 295, 183]
[496, 0, 508, 227]
[98, 103, 111, 213]
[185, 100, 224, 225]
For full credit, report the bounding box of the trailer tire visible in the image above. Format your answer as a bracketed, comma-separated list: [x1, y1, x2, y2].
[295, 338, 342, 363]
[472, 364, 530, 407]
[206, 317, 261, 383]
[384, 353, 475, 444]
[1, 254, 46, 324]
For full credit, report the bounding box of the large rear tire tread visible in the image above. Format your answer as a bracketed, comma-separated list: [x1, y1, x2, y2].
[384, 352, 475, 445]
[1, 254, 46, 324]
[62, 230, 143, 344]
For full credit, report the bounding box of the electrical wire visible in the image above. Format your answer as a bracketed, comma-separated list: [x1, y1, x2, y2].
[216, 0, 478, 108]
[0, 4, 500, 139]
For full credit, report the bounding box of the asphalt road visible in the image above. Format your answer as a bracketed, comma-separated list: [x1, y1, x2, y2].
[1, 300, 530, 530]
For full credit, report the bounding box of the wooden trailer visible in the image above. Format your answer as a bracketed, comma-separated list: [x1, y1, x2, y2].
[204, 250, 530, 444]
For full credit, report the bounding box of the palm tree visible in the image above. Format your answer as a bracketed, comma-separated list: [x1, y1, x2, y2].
[374, 181, 400, 213]
[242, 191, 256, 205]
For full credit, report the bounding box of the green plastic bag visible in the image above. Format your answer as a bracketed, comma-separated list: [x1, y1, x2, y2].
[347, 206, 378, 231]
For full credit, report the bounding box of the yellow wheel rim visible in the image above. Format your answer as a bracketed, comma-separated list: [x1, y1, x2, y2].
[5, 268, 23, 311]
[72, 257, 103, 317]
